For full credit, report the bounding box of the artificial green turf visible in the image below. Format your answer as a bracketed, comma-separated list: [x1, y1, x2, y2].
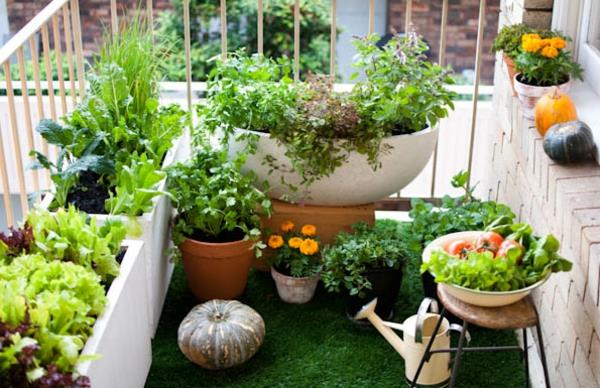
[146, 250, 526, 388]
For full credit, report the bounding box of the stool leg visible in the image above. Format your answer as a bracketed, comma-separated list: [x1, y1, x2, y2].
[410, 307, 446, 388]
[523, 328, 530, 388]
[535, 323, 551, 388]
[449, 320, 468, 388]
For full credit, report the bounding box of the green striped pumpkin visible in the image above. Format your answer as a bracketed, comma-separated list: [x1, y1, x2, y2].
[178, 300, 265, 369]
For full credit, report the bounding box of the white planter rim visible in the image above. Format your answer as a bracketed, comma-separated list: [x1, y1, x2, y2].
[236, 125, 436, 141]
[513, 73, 571, 92]
[271, 265, 320, 281]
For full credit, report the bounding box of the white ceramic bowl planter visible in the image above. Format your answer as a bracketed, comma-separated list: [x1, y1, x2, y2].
[77, 240, 152, 388]
[228, 127, 439, 206]
[422, 231, 550, 307]
[41, 135, 187, 336]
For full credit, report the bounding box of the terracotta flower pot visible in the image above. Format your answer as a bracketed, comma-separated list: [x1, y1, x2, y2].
[179, 237, 255, 301]
[502, 54, 518, 97]
[513, 73, 571, 120]
[271, 267, 320, 304]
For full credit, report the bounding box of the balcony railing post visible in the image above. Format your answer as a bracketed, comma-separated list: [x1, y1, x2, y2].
[368, 0, 375, 35]
[293, 0, 300, 81]
[17, 47, 41, 195]
[52, 14, 68, 116]
[3, 62, 30, 216]
[405, 0, 413, 31]
[41, 23, 57, 121]
[220, 0, 227, 61]
[330, 0, 337, 79]
[467, 0, 486, 188]
[110, 0, 118, 36]
[0, 122, 14, 227]
[70, 0, 85, 98]
[62, 3, 77, 105]
[257, 0, 263, 54]
[183, 0, 192, 115]
[430, 0, 449, 197]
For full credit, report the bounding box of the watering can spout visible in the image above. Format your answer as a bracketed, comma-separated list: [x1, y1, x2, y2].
[354, 298, 406, 359]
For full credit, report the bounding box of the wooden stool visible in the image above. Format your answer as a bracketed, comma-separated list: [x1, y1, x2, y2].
[410, 285, 551, 388]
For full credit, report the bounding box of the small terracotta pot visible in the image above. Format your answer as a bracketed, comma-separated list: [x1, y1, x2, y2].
[502, 54, 518, 97]
[271, 267, 320, 304]
[179, 237, 255, 301]
[513, 74, 571, 120]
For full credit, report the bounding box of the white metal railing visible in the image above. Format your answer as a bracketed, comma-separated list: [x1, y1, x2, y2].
[0, 0, 489, 229]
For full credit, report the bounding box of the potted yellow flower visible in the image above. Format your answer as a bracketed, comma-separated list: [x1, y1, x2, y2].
[267, 221, 321, 304]
[513, 32, 583, 118]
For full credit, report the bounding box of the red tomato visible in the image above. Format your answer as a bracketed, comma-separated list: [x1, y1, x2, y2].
[475, 232, 504, 254]
[497, 239, 524, 261]
[447, 240, 474, 259]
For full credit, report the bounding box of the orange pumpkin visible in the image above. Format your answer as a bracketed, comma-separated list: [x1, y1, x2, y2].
[534, 88, 578, 136]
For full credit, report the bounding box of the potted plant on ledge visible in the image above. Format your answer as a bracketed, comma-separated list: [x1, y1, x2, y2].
[321, 220, 408, 322]
[492, 23, 538, 95]
[198, 31, 456, 206]
[267, 221, 321, 304]
[167, 146, 272, 301]
[513, 31, 583, 118]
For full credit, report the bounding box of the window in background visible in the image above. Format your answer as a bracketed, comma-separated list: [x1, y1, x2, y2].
[587, 0, 600, 52]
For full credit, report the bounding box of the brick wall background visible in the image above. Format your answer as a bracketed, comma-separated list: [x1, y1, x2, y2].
[480, 1, 600, 386]
[6, 0, 172, 56]
[388, 0, 501, 84]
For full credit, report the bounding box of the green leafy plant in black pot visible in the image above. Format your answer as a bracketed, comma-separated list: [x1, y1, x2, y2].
[321, 220, 409, 322]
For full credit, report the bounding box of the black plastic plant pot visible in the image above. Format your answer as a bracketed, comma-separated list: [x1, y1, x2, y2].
[345, 267, 403, 324]
[421, 271, 437, 299]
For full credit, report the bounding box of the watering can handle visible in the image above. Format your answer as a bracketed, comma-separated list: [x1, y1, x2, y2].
[449, 324, 471, 343]
[415, 298, 439, 343]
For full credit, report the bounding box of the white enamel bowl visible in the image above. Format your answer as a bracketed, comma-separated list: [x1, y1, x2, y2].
[422, 231, 549, 307]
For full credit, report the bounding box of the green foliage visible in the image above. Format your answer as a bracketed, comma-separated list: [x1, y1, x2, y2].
[32, 16, 186, 214]
[421, 222, 573, 291]
[492, 23, 537, 59]
[409, 171, 515, 249]
[199, 33, 456, 196]
[167, 147, 272, 246]
[350, 32, 456, 134]
[157, 0, 334, 81]
[105, 153, 170, 217]
[0, 255, 106, 383]
[25, 207, 126, 282]
[321, 220, 409, 298]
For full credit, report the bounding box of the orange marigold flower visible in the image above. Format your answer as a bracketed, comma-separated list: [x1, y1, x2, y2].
[301, 224, 317, 236]
[541, 45, 559, 58]
[522, 33, 541, 43]
[281, 220, 295, 232]
[522, 38, 543, 53]
[299, 238, 319, 256]
[289, 237, 303, 249]
[268, 235, 284, 249]
[550, 37, 567, 49]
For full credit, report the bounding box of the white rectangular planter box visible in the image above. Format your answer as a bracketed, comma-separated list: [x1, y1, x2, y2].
[41, 134, 189, 335]
[77, 240, 151, 388]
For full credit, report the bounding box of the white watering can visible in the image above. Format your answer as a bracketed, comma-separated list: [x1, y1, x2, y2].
[355, 298, 470, 387]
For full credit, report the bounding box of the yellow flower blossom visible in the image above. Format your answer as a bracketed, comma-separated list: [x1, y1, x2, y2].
[522, 33, 541, 43]
[300, 224, 317, 237]
[522, 38, 543, 53]
[541, 45, 559, 58]
[288, 237, 303, 249]
[299, 239, 319, 256]
[268, 234, 284, 249]
[281, 220, 295, 233]
[549, 37, 567, 49]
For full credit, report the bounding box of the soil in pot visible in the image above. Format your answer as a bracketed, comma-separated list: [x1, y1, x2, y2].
[65, 171, 111, 214]
[344, 267, 403, 324]
[179, 229, 255, 301]
[271, 266, 320, 304]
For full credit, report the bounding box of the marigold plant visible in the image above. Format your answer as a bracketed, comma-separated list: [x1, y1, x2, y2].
[515, 31, 583, 86]
[267, 222, 321, 277]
